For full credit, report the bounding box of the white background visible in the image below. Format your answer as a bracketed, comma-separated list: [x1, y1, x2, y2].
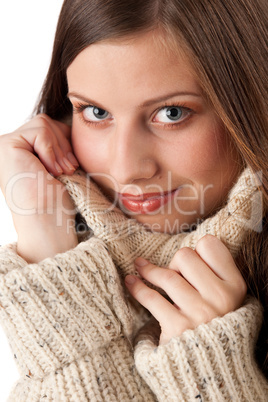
[0, 1, 63, 399]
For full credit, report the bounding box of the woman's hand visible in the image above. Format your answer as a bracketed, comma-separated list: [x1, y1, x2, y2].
[125, 235, 247, 345]
[0, 114, 79, 262]
[0, 113, 78, 185]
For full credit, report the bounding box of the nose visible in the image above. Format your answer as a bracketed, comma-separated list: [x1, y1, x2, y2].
[108, 122, 158, 185]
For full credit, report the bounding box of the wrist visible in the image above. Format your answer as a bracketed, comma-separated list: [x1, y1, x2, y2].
[15, 192, 78, 263]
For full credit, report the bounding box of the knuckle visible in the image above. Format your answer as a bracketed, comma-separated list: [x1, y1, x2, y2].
[144, 289, 159, 304]
[162, 269, 178, 284]
[43, 143, 54, 155]
[234, 275, 247, 298]
[196, 234, 218, 252]
[178, 247, 195, 260]
[195, 303, 215, 325]
[36, 113, 51, 124]
[36, 115, 71, 150]
[35, 131, 54, 154]
[38, 125, 51, 138]
[135, 285, 158, 303]
[171, 247, 194, 266]
[215, 289, 236, 314]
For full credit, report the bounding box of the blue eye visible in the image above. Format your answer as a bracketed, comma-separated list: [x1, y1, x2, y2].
[154, 106, 190, 124]
[83, 106, 110, 122]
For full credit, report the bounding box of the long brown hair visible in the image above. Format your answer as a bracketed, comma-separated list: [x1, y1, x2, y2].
[36, 0, 268, 375]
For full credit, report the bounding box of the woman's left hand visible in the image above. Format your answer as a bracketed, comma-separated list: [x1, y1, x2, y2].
[125, 234, 247, 345]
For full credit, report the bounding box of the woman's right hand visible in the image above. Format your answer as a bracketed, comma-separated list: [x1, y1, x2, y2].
[0, 114, 79, 263]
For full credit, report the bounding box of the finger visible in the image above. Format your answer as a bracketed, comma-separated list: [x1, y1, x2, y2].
[17, 125, 62, 176]
[53, 118, 72, 138]
[125, 274, 184, 330]
[26, 114, 78, 174]
[37, 115, 79, 174]
[53, 143, 78, 175]
[31, 114, 70, 139]
[21, 120, 75, 176]
[169, 246, 219, 294]
[43, 116, 77, 163]
[195, 235, 243, 282]
[134, 258, 200, 311]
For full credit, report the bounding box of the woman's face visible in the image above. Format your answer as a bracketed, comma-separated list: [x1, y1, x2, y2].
[67, 30, 240, 233]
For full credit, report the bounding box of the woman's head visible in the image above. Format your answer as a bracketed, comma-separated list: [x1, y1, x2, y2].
[67, 29, 240, 233]
[37, 0, 267, 191]
[36, 0, 267, 213]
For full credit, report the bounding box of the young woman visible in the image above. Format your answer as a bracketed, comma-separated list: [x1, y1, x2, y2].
[0, 0, 267, 400]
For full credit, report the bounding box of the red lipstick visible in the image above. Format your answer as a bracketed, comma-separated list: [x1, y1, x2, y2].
[118, 189, 178, 214]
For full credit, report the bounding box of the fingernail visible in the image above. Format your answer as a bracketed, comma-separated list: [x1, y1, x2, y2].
[63, 157, 75, 171]
[67, 152, 79, 167]
[135, 257, 148, 267]
[55, 161, 63, 174]
[125, 275, 137, 285]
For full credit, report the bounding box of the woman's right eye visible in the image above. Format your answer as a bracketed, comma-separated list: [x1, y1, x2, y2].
[82, 106, 110, 122]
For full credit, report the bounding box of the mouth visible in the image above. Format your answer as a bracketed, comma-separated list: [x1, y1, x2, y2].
[117, 188, 180, 214]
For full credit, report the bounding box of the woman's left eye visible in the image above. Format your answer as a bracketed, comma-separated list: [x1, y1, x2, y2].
[154, 106, 191, 124]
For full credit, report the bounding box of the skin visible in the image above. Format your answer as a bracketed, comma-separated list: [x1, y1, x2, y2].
[68, 31, 241, 234]
[0, 115, 79, 263]
[0, 30, 246, 343]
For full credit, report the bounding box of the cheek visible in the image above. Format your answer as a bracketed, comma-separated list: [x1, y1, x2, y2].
[191, 129, 240, 208]
[168, 121, 239, 202]
[71, 123, 106, 174]
[168, 130, 225, 178]
[194, 124, 234, 175]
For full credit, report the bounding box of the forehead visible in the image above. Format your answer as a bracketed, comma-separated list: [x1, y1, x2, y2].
[67, 29, 201, 99]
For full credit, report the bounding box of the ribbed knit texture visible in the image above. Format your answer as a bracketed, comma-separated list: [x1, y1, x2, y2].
[0, 167, 267, 401]
[134, 298, 267, 401]
[0, 239, 155, 401]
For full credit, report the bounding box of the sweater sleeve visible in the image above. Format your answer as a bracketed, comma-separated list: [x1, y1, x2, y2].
[134, 297, 268, 402]
[0, 239, 156, 402]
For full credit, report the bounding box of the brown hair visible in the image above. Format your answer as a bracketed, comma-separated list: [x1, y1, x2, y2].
[36, 0, 268, 375]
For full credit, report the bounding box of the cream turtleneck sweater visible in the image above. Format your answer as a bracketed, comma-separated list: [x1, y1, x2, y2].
[0, 167, 267, 401]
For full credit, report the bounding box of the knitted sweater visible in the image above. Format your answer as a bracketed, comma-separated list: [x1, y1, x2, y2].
[0, 168, 267, 401]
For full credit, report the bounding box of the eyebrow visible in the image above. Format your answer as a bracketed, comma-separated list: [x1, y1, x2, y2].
[140, 91, 202, 107]
[67, 90, 202, 108]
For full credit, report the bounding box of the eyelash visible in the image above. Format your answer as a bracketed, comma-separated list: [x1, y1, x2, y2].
[72, 102, 194, 129]
[154, 102, 193, 129]
[73, 102, 111, 128]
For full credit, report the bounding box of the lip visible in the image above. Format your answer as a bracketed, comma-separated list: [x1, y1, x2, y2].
[117, 189, 179, 214]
